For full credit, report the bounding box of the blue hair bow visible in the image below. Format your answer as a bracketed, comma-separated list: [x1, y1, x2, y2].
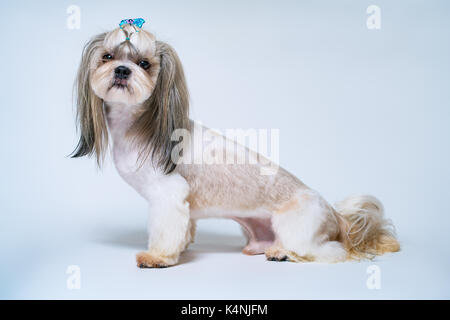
[119, 18, 146, 29]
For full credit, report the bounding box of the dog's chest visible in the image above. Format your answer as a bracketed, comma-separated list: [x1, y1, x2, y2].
[112, 142, 140, 176]
[111, 141, 159, 199]
[105, 105, 154, 192]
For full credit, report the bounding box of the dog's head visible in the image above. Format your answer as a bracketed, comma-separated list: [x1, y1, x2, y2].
[72, 21, 189, 173]
[89, 24, 160, 105]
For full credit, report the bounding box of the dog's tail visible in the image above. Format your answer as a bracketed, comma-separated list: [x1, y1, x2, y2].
[334, 195, 400, 260]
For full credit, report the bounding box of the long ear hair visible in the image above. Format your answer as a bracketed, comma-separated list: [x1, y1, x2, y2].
[128, 41, 190, 174]
[71, 33, 108, 166]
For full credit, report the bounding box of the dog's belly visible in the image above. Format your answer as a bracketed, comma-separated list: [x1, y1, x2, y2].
[190, 207, 272, 220]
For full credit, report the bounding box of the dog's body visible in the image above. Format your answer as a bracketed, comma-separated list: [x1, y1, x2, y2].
[73, 22, 399, 268]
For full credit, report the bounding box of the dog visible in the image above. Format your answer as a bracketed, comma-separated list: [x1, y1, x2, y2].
[72, 19, 399, 268]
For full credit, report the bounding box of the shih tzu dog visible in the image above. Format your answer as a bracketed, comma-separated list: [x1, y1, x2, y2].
[72, 18, 399, 268]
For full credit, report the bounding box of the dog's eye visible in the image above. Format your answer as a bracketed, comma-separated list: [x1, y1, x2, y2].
[102, 54, 113, 60]
[138, 60, 150, 70]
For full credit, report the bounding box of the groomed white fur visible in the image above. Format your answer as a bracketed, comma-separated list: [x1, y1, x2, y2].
[106, 102, 193, 267]
[76, 23, 399, 268]
[271, 190, 347, 263]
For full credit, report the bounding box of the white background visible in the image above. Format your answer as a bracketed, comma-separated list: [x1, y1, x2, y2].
[0, 0, 449, 299]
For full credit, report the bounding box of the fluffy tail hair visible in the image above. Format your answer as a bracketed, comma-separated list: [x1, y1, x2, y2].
[335, 195, 400, 260]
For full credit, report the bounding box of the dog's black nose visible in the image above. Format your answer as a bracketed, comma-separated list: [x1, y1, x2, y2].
[114, 66, 131, 79]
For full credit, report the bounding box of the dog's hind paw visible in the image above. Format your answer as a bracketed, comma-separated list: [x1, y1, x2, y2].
[265, 246, 289, 262]
[267, 255, 288, 262]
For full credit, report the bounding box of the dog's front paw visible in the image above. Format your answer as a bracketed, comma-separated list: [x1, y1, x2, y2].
[136, 251, 178, 268]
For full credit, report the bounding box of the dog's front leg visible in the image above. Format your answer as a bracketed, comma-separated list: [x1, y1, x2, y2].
[136, 174, 190, 268]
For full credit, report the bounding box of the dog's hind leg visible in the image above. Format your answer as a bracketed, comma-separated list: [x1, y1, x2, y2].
[234, 217, 275, 255]
[267, 189, 348, 263]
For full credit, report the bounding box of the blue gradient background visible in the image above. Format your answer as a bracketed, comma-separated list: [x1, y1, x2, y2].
[0, 0, 449, 299]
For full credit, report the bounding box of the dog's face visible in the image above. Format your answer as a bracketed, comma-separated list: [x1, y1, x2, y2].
[73, 22, 190, 173]
[89, 25, 161, 105]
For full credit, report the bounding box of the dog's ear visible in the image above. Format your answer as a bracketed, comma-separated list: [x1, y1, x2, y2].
[130, 40, 190, 174]
[71, 33, 108, 166]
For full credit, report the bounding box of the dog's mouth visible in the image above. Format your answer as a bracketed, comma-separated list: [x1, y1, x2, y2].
[110, 78, 128, 90]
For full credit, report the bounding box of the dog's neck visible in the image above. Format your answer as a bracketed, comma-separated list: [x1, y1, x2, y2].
[104, 102, 141, 143]
[103, 101, 159, 194]
[104, 101, 147, 177]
